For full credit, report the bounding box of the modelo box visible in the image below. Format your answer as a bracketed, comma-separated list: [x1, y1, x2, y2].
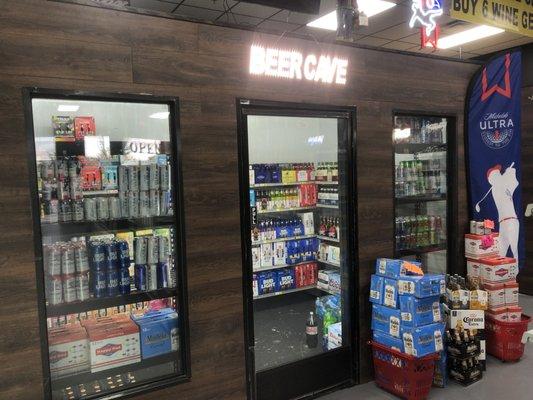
[372, 330, 404, 353]
[131, 308, 179, 359]
[448, 309, 485, 330]
[464, 233, 499, 259]
[398, 274, 445, 298]
[48, 324, 90, 378]
[369, 274, 384, 305]
[401, 322, 445, 358]
[479, 257, 518, 283]
[375, 258, 421, 279]
[399, 295, 441, 328]
[372, 303, 401, 338]
[383, 277, 398, 308]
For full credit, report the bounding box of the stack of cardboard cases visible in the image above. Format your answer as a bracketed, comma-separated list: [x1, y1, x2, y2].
[370, 258, 446, 361]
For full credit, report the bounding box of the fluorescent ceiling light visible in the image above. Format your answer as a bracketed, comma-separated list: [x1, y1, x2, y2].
[307, 0, 396, 30]
[149, 111, 170, 119]
[437, 25, 505, 49]
[57, 105, 79, 112]
[393, 128, 411, 140]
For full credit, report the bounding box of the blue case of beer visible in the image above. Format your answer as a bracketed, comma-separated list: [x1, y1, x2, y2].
[401, 322, 445, 358]
[369, 275, 384, 305]
[276, 268, 295, 291]
[373, 330, 404, 353]
[371, 304, 401, 338]
[397, 274, 446, 298]
[286, 241, 301, 265]
[375, 258, 421, 279]
[258, 272, 276, 294]
[131, 308, 178, 359]
[383, 277, 399, 308]
[399, 295, 442, 328]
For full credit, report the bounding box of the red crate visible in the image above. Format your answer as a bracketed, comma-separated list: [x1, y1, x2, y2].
[371, 341, 438, 400]
[486, 314, 531, 362]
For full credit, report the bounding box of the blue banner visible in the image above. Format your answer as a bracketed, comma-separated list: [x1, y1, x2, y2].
[467, 51, 524, 268]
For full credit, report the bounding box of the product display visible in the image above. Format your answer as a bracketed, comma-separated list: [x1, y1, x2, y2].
[395, 215, 444, 250]
[30, 95, 186, 400]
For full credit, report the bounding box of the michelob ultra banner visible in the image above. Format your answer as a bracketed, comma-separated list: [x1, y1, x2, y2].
[466, 51, 524, 268]
[451, 0, 533, 37]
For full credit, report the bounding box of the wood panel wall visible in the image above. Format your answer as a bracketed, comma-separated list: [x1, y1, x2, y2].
[0, 1, 478, 399]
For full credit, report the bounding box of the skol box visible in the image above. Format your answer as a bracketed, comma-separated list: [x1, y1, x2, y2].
[375, 258, 421, 279]
[373, 330, 404, 353]
[398, 274, 446, 298]
[479, 257, 518, 283]
[372, 303, 401, 338]
[48, 324, 90, 378]
[449, 309, 485, 330]
[383, 277, 398, 308]
[86, 319, 140, 372]
[504, 281, 519, 305]
[464, 233, 499, 259]
[399, 295, 441, 328]
[369, 274, 385, 305]
[401, 322, 445, 358]
[131, 308, 179, 359]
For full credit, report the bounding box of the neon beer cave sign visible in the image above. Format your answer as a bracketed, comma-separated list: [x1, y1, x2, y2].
[249, 45, 348, 85]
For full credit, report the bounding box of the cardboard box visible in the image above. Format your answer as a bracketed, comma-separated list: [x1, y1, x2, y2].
[273, 242, 286, 266]
[372, 304, 401, 338]
[258, 271, 276, 295]
[252, 247, 261, 270]
[276, 268, 295, 291]
[484, 282, 506, 308]
[504, 281, 519, 305]
[469, 289, 488, 310]
[448, 309, 485, 330]
[260, 243, 273, 267]
[399, 295, 441, 328]
[487, 306, 508, 322]
[298, 212, 315, 235]
[464, 233, 500, 259]
[383, 277, 398, 308]
[507, 305, 522, 322]
[327, 322, 342, 350]
[402, 322, 445, 358]
[328, 272, 341, 294]
[466, 258, 483, 278]
[373, 330, 404, 353]
[131, 308, 179, 359]
[318, 269, 336, 291]
[369, 275, 384, 305]
[479, 257, 518, 283]
[48, 324, 90, 378]
[375, 258, 421, 279]
[433, 351, 448, 388]
[398, 274, 446, 298]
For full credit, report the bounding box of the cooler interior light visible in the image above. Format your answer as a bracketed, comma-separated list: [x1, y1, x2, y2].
[307, 0, 396, 30]
[149, 111, 170, 119]
[57, 105, 80, 112]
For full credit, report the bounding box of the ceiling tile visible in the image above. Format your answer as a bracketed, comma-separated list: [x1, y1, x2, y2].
[272, 10, 316, 25]
[356, 36, 391, 47]
[219, 12, 263, 26]
[230, 2, 280, 18]
[374, 23, 418, 41]
[474, 37, 533, 55]
[257, 19, 300, 33]
[130, 0, 177, 12]
[182, 0, 237, 11]
[174, 5, 224, 19]
[381, 40, 417, 51]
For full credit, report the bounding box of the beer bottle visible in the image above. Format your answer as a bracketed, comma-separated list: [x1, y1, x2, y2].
[306, 311, 318, 348]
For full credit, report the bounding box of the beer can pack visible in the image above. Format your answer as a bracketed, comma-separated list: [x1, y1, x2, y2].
[146, 264, 158, 291]
[96, 197, 109, 220]
[117, 240, 130, 267]
[157, 262, 169, 288]
[159, 164, 170, 191]
[160, 191, 172, 216]
[118, 267, 131, 295]
[61, 245, 76, 275]
[93, 270, 107, 298]
[139, 164, 150, 191]
[46, 275, 63, 305]
[119, 192, 129, 219]
[90, 241, 106, 271]
[84, 198, 97, 221]
[134, 237, 147, 265]
[59, 200, 72, 223]
[146, 236, 159, 265]
[128, 165, 139, 191]
[44, 245, 62, 276]
[63, 274, 77, 303]
[118, 165, 128, 192]
[128, 191, 139, 218]
[139, 191, 150, 218]
[70, 177, 83, 200]
[76, 272, 90, 301]
[105, 241, 118, 270]
[149, 190, 160, 216]
[135, 264, 147, 291]
[149, 163, 159, 190]
[72, 200, 84, 221]
[106, 269, 119, 297]
[108, 196, 121, 220]
[158, 236, 169, 262]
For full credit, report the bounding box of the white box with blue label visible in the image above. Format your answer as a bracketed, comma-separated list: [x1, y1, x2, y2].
[397, 274, 446, 298]
[375, 258, 421, 279]
[369, 274, 384, 304]
[401, 322, 445, 358]
[399, 295, 442, 328]
[372, 303, 401, 338]
[327, 322, 342, 350]
[131, 308, 179, 359]
[372, 330, 404, 353]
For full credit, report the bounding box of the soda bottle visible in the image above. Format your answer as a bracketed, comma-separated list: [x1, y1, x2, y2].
[306, 311, 318, 348]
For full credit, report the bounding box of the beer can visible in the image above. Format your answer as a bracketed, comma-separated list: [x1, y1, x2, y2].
[146, 264, 158, 291]
[158, 236, 170, 263]
[119, 192, 129, 219]
[159, 164, 170, 191]
[108, 196, 121, 220]
[146, 236, 159, 264]
[70, 177, 83, 200]
[157, 262, 169, 288]
[72, 199, 84, 221]
[90, 241, 107, 271]
[93, 270, 107, 298]
[76, 272, 90, 301]
[58, 180, 70, 201]
[135, 264, 147, 291]
[128, 191, 139, 218]
[117, 240, 130, 267]
[160, 190, 172, 216]
[84, 198, 97, 221]
[68, 158, 79, 178]
[74, 243, 90, 274]
[139, 164, 150, 191]
[44, 245, 62, 276]
[128, 165, 139, 191]
[168, 264, 177, 288]
[46, 275, 63, 305]
[134, 237, 147, 265]
[149, 163, 159, 190]
[476, 221, 484, 235]
[149, 189, 160, 217]
[470, 220, 477, 235]
[118, 267, 131, 295]
[106, 269, 119, 297]
[59, 200, 72, 223]
[96, 197, 109, 220]
[61, 245, 76, 275]
[118, 165, 128, 192]
[105, 241, 118, 270]
[139, 191, 150, 218]
[63, 274, 78, 303]
[42, 182, 53, 202]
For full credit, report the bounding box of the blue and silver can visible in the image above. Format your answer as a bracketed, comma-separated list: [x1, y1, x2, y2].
[118, 267, 131, 295]
[93, 270, 107, 298]
[157, 262, 169, 288]
[90, 241, 106, 271]
[105, 241, 118, 270]
[135, 264, 147, 291]
[117, 240, 130, 267]
[106, 268, 119, 297]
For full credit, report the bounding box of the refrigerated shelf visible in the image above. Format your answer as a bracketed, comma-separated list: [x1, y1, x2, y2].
[251, 234, 316, 245]
[316, 181, 338, 185]
[253, 284, 335, 300]
[317, 259, 341, 268]
[316, 235, 340, 243]
[395, 243, 447, 257]
[395, 194, 446, 204]
[257, 206, 316, 214]
[250, 182, 313, 188]
[316, 204, 339, 209]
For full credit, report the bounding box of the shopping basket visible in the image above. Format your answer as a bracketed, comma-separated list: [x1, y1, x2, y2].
[370, 341, 438, 400]
[486, 314, 531, 362]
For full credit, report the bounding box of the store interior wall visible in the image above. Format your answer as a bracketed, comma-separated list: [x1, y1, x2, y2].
[0, 0, 478, 398]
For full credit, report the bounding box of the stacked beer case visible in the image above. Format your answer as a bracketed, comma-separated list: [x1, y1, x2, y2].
[370, 258, 446, 360]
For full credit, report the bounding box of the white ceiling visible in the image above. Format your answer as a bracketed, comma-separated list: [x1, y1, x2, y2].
[125, 0, 533, 60]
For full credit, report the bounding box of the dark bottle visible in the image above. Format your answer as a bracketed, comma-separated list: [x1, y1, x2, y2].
[306, 311, 318, 348]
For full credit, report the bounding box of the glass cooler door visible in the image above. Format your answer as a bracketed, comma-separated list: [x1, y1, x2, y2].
[26, 90, 189, 400]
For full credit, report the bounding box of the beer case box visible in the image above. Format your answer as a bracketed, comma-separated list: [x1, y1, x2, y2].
[298, 212, 315, 235]
[252, 274, 259, 297]
[116, 231, 134, 259]
[328, 272, 341, 294]
[479, 257, 518, 283]
[433, 351, 448, 388]
[273, 242, 287, 266]
[327, 245, 341, 264]
[327, 322, 342, 350]
[48, 325, 90, 378]
[258, 271, 276, 295]
[318, 269, 337, 291]
[372, 303, 401, 338]
[466, 258, 482, 278]
[507, 305, 522, 322]
[369, 274, 385, 305]
[401, 322, 445, 358]
[464, 233, 500, 259]
[487, 306, 508, 322]
[131, 308, 179, 359]
[74, 116, 96, 140]
[448, 309, 485, 330]
[372, 330, 404, 353]
[260, 243, 273, 267]
[383, 277, 398, 308]
[484, 282, 506, 308]
[504, 281, 519, 305]
[399, 295, 442, 328]
[275, 268, 295, 291]
[251, 247, 261, 270]
[52, 115, 75, 140]
[375, 258, 422, 279]
[397, 274, 446, 298]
